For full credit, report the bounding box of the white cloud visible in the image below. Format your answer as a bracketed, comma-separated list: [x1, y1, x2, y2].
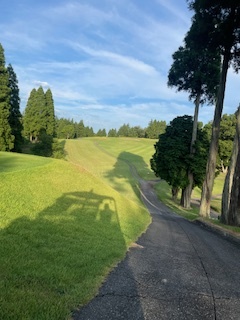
[34, 81, 50, 88]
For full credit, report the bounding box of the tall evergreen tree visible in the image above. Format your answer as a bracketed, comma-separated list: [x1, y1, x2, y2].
[37, 86, 48, 134]
[45, 88, 55, 136]
[24, 86, 55, 141]
[188, 0, 240, 217]
[23, 88, 38, 141]
[150, 115, 208, 202]
[7, 64, 23, 152]
[168, 22, 220, 208]
[0, 43, 14, 151]
[77, 120, 85, 138]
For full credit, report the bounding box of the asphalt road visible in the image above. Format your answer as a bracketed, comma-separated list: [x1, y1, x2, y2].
[73, 180, 240, 320]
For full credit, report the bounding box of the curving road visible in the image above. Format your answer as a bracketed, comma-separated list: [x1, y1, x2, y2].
[73, 178, 240, 320]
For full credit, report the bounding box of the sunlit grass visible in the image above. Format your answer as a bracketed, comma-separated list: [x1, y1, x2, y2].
[154, 173, 226, 220]
[0, 149, 150, 319]
[65, 138, 157, 204]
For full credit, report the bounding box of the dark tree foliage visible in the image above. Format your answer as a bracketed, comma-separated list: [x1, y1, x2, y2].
[24, 88, 40, 141]
[187, 0, 240, 217]
[24, 86, 56, 141]
[168, 13, 221, 208]
[0, 44, 14, 151]
[45, 88, 55, 136]
[7, 64, 23, 152]
[150, 115, 208, 203]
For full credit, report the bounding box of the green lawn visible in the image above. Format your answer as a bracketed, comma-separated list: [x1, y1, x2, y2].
[154, 173, 225, 220]
[2, 137, 229, 319]
[0, 144, 151, 319]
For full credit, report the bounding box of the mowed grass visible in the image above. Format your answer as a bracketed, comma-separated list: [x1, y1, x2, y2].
[154, 173, 225, 220]
[0, 148, 150, 319]
[65, 137, 157, 204]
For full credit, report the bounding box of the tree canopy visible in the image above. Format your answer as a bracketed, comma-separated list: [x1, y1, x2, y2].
[0, 44, 14, 151]
[150, 115, 208, 200]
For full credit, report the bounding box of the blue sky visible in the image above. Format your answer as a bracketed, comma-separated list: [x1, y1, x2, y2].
[1, 0, 239, 132]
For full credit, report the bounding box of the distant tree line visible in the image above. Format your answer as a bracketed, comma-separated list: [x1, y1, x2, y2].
[54, 119, 167, 139]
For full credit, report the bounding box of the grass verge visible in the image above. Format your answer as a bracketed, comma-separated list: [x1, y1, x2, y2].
[0, 150, 150, 319]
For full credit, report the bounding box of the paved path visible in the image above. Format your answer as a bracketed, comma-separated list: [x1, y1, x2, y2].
[73, 179, 240, 320]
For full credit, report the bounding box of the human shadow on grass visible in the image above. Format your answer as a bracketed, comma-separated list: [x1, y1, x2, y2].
[104, 151, 150, 200]
[0, 189, 144, 319]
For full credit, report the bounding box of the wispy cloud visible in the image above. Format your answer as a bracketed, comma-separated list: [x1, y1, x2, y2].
[1, 0, 239, 132]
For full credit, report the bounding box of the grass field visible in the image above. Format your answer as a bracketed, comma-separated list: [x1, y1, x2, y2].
[0, 139, 152, 319]
[65, 137, 157, 204]
[1, 137, 231, 319]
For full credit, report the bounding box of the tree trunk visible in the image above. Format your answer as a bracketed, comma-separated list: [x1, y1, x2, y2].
[221, 106, 240, 225]
[199, 50, 231, 217]
[180, 175, 193, 208]
[227, 151, 240, 226]
[181, 93, 200, 208]
[171, 187, 179, 201]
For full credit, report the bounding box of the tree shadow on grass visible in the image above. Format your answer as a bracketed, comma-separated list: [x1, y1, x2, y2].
[0, 189, 144, 319]
[104, 151, 150, 201]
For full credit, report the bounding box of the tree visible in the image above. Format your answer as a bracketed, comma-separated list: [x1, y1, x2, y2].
[218, 114, 236, 172]
[0, 43, 14, 151]
[96, 129, 106, 137]
[221, 106, 240, 226]
[7, 64, 23, 152]
[168, 22, 220, 208]
[23, 88, 39, 141]
[129, 126, 145, 138]
[188, 0, 240, 217]
[150, 115, 208, 203]
[145, 120, 166, 139]
[77, 120, 85, 138]
[24, 86, 56, 141]
[45, 88, 55, 136]
[118, 124, 131, 137]
[108, 128, 117, 137]
[85, 126, 94, 137]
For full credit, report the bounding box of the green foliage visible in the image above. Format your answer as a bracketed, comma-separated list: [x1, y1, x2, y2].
[188, 1, 240, 70]
[108, 128, 117, 137]
[117, 123, 131, 137]
[55, 118, 95, 139]
[23, 86, 56, 141]
[168, 43, 220, 104]
[145, 120, 166, 139]
[203, 114, 236, 172]
[52, 139, 65, 159]
[0, 43, 14, 151]
[96, 128, 107, 137]
[7, 64, 23, 152]
[151, 115, 208, 190]
[31, 129, 53, 157]
[45, 88, 55, 136]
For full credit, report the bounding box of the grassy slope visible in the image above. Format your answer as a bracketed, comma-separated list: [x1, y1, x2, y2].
[0, 141, 151, 320]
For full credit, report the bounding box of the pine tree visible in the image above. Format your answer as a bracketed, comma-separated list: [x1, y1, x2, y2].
[37, 86, 47, 135]
[0, 43, 14, 151]
[44, 88, 55, 136]
[7, 64, 23, 152]
[23, 88, 38, 141]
